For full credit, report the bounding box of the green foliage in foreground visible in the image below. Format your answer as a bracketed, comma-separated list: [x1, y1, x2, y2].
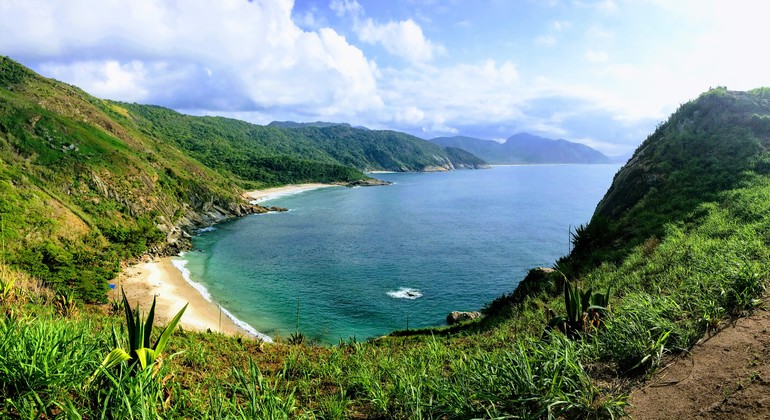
[2, 66, 770, 417]
[1, 175, 768, 417]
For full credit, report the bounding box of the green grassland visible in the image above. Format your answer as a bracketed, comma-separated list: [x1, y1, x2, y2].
[2, 55, 770, 418]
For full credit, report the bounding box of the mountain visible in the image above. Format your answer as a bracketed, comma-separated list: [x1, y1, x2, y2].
[430, 132, 611, 164]
[566, 87, 770, 273]
[6, 53, 770, 418]
[267, 121, 352, 129]
[0, 56, 483, 300]
[121, 106, 486, 176]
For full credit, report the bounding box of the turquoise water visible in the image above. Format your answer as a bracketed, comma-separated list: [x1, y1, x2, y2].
[178, 165, 620, 343]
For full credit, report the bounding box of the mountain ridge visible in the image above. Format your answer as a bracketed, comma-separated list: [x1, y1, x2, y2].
[430, 132, 610, 164]
[0, 56, 484, 300]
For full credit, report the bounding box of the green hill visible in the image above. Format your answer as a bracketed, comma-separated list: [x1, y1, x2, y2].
[2, 56, 770, 418]
[0, 56, 483, 301]
[431, 132, 611, 164]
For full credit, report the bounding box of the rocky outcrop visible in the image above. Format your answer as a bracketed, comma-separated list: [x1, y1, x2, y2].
[509, 267, 562, 304]
[341, 178, 392, 187]
[152, 200, 287, 256]
[446, 311, 482, 325]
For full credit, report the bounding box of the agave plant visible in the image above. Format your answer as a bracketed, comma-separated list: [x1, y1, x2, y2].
[547, 282, 611, 339]
[0, 274, 15, 304]
[92, 290, 187, 381]
[55, 291, 79, 317]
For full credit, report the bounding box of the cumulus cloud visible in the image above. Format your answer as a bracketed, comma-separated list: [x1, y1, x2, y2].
[329, 0, 444, 63]
[356, 18, 445, 63]
[378, 60, 523, 135]
[0, 0, 382, 114]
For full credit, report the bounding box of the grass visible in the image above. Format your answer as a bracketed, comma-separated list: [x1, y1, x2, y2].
[1, 180, 767, 417]
[2, 70, 770, 417]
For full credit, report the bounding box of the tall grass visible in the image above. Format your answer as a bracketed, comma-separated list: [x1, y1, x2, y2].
[0, 315, 103, 417]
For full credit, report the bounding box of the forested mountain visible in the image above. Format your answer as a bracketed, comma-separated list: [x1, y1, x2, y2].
[0, 57, 483, 300]
[267, 121, 354, 129]
[566, 87, 770, 272]
[4, 50, 770, 417]
[431, 132, 610, 164]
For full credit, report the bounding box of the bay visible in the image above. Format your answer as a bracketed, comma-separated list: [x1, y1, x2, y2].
[180, 164, 620, 344]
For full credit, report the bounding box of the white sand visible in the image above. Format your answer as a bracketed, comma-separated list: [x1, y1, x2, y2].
[110, 184, 339, 340]
[243, 183, 335, 203]
[112, 258, 254, 338]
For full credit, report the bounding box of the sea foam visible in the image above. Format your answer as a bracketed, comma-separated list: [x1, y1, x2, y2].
[387, 287, 423, 300]
[171, 257, 273, 343]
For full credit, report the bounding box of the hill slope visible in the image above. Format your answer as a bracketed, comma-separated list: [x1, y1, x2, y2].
[431, 132, 610, 164]
[0, 57, 483, 300]
[3, 57, 770, 418]
[0, 57, 264, 300]
[566, 87, 770, 272]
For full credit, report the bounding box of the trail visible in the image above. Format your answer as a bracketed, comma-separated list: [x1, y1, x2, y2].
[628, 297, 770, 419]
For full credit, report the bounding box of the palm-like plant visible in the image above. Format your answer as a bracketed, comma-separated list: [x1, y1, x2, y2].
[92, 290, 187, 381]
[547, 282, 610, 339]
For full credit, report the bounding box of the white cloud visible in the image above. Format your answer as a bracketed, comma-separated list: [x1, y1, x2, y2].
[355, 18, 445, 63]
[330, 0, 363, 17]
[0, 0, 381, 115]
[378, 60, 523, 136]
[40, 60, 149, 102]
[553, 20, 570, 31]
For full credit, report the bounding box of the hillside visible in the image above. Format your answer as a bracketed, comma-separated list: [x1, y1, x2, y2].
[3, 61, 770, 418]
[565, 87, 770, 272]
[0, 57, 482, 301]
[121, 106, 487, 179]
[0, 57, 267, 301]
[431, 132, 611, 164]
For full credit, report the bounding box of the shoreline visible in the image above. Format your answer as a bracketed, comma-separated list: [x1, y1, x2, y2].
[112, 257, 270, 341]
[113, 184, 341, 342]
[243, 183, 336, 203]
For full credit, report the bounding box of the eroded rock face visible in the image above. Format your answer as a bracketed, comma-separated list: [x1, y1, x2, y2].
[446, 311, 482, 325]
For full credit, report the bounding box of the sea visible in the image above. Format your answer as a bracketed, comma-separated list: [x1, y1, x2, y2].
[174, 164, 621, 344]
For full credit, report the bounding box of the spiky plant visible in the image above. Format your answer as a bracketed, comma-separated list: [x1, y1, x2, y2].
[92, 289, 187, 381]
[547, 282, 611, 338]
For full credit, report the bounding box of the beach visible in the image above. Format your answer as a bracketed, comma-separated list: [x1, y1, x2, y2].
[114, 184, 338, 341]
[113, 258, 254, 337]
[243, 183, 335, 203]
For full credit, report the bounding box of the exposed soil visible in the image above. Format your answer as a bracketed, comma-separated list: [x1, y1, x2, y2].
[628, 298, 770, 419]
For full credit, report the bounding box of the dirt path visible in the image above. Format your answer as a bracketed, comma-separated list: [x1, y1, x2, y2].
[628, 299, 770, 419]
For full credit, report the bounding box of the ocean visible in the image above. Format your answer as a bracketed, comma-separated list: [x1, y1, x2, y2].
[175, 164, 621, 344]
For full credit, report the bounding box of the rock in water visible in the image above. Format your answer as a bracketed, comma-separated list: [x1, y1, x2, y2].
[446, 311, 482, 325]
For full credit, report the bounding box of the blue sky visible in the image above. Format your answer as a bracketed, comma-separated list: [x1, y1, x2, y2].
[2, 0, 769, 157]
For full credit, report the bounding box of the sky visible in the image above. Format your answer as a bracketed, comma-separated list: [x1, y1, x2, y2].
[2, 0, 770, 157]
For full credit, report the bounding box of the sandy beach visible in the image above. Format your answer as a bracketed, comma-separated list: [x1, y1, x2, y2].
[243, 183, 335, 202]
[111, 184, 338, 341]
[112, 257, 256, 338]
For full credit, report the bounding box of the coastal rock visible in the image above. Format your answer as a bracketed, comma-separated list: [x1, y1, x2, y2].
[343, 178, 392, 187]
[446, 311, 482, 325]
[510, 267, 561, 304]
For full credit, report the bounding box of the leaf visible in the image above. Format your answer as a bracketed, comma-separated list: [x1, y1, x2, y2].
[144, 295, 157, 349]
[153, 303, 187, 353]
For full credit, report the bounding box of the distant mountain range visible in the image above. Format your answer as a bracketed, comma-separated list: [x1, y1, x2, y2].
[430, 133, 611, 164]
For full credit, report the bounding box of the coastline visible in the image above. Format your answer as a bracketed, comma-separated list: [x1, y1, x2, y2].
[113, 184, 342, 342]
[112, 257, 267, 340]
[243, 183, 336, 203]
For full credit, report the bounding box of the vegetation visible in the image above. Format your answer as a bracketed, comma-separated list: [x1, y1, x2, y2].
[2, 59, 770, 417]
[0, 56, 482, 301]
[431, 132, 611, 164]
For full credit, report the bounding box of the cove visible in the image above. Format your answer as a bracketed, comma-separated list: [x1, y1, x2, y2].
[178, 164, 620, 344]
